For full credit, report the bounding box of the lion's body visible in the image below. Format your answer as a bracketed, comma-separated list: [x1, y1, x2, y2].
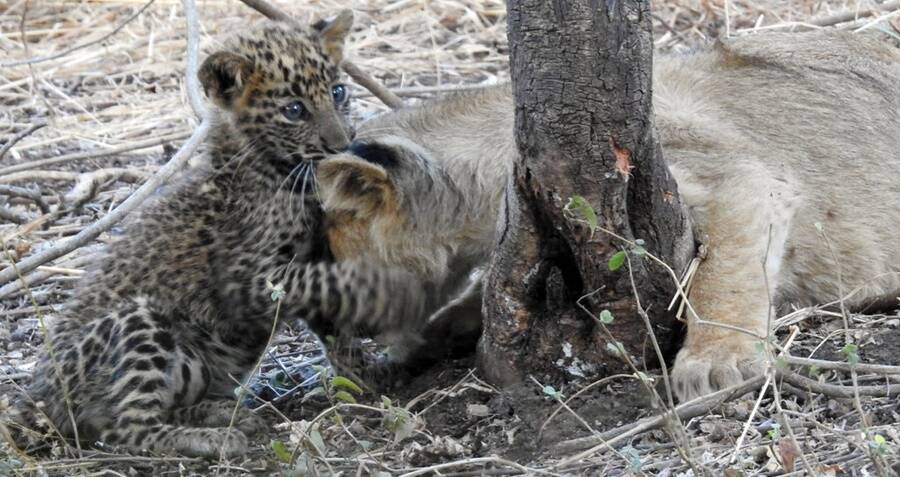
[318, 31, 900, 398]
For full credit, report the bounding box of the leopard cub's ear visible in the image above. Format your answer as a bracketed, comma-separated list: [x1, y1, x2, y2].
[198, 51, 254, 110]
[312, 10, 354, 63]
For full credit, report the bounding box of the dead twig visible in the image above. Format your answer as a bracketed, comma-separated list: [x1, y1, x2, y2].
[0, 0, 211, 286]
[1, 0, 157, 68]
[0, 205, 32, 225]
[0, 122, 47, 161]
[0, 184, 50, 213]
[0, 169, 150, 185]
[785, 355, 900, 376]
[341, 61, 404, 109]
[0, 132, 191, 177]
[553, 375, 767, 456]
[236, 0, 405, 110]
[0, 254, 95, 299]
[779, 370, 900, 398]
[810, 0, 900, 27]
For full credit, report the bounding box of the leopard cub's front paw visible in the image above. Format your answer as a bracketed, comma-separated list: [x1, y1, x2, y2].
[671, 338, 764, 402]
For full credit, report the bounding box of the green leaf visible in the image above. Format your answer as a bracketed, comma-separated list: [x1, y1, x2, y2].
[754, 341, 765, 354]
[841, 343, 860, 365]
[809, 365, 821, 377]
[608, 250, 626, 271]
[564, 195, 598, 233]
[622, 446, 642, 471]
[599, 309, 614, 325]
[542, 385, 561, 398]
[301, 386, 326, 402]
[634, 371, 653, 383]
[272, 371, 288, 387]
[331, 376, 363, 394]
[873, 434, 887, 446]
[775, 357, 788, 370]
[605, 341, 625, 357]
[334, 390, 357, 404]
[381, 395, 393, 408]
[767, 423, 782, 441]
[271, 439, 292, 462]
[309, 427, 326, 455]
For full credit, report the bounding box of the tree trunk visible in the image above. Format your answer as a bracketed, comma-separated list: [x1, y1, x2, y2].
[478, 0, 694, 386]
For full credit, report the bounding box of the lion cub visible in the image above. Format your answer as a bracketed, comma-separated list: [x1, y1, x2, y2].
[317, 31, 900, 400]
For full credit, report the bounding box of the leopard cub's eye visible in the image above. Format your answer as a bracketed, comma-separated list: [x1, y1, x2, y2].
[281, 101, 307, 121]
[332, 84, 348, 105]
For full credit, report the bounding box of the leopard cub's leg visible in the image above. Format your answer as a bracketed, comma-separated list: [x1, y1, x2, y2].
[88, 299, 250, 457]
[170, 399, 265, 437]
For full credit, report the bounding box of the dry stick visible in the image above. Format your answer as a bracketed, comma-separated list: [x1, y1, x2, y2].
[0, 254, 95, 299]
[342, 61, 404, 109]
[554, 375, 767, 457]
[573, 290, 704, 475]
[785, 355, 900, 376]
[770, 331, 816, 475]
[810, 0, 900, 27]
[780, 371, 900, 398]
[0, 132, 191, 177]
[0, 169, 150, 185]
[3, 248, 82, 459]
[398, 456, 552, 477]
[728, 327, 798, 465]
[0, 121, 46, 160]
[0, 32, 211, 287]
[1, 0, 157, 68]
[0, 184, 49, 213]
[0, 205, 31, 224]
[236, 0, 405, 110]
[537, 374, 633, 442]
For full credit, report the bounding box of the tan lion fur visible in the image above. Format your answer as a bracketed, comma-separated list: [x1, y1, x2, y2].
[318, 31, 900, 400]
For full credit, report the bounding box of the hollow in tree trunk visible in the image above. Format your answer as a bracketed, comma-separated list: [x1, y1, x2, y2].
[478, 0, 695, 386]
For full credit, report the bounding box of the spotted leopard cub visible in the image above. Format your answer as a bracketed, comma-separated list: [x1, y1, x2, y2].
[3, 12, 425, 458]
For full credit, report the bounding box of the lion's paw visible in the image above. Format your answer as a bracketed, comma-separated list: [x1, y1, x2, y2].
[671, 339, 764, 402]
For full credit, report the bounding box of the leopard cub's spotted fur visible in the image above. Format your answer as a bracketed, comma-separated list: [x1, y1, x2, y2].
[4, 12, 425, 458]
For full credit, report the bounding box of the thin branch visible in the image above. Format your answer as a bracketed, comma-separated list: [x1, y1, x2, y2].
[341, 61, 404, 109]
[0, 132, 191, 177]
[236, 0, 405, 110]
[0, 0, 210, 286]
[1, 0, 157, 68]
[0, 184, 49, 213]
[553, 375, 767, 457]
[785, 355, 900, 376]
[780, 371, 900, 398]
[810, 0, 900, 27]
[0, 122, 46, 161]
[0, 205, 31, 225]
[181, 0, 207, 118]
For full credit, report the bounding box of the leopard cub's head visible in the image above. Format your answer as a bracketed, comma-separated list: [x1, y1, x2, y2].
[317, 137, 466, 280]
[199, 12, 355, 176]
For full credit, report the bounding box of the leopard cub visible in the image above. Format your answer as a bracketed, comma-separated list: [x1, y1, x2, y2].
[4, 12, 425, 458]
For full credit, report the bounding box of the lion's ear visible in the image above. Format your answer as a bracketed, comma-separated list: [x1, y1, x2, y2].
[198, 52, 254, 110]
[313, 10, 354, 63]
[317, 155, 393, 215]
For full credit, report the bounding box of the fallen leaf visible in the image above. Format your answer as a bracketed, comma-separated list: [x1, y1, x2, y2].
[15, 240, 30, 259]
[778, 438, 799, 472]
[814, 464, 841, 477]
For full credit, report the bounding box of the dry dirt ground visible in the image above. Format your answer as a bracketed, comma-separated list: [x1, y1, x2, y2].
[2, 0, 900, 475]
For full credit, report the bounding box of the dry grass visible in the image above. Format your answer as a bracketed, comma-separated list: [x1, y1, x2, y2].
[2, 0, 900, 475]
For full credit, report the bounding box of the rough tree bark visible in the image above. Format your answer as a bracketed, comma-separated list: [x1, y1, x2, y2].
[478, 0, 695, 386]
